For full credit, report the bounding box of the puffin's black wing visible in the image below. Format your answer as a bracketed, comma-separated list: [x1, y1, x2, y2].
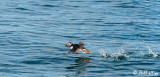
[79, 42, 89, 51]
[68, 44, 80, 54]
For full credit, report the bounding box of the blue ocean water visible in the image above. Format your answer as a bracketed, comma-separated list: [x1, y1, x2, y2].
[0, 0, 160, 77]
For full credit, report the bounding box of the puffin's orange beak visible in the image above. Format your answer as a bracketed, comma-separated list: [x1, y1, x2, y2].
[65, 43, 68, 47]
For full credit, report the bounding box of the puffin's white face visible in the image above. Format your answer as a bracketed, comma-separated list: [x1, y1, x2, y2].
[68, 42, 72, 46]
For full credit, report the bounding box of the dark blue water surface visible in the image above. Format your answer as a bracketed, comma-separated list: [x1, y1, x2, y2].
[0, 0, 160, 77]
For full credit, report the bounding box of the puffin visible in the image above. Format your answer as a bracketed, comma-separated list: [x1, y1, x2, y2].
[64, 42, 91, 54]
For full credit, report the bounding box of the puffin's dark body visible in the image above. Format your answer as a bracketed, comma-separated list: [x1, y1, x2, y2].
[65, 42, 90, 54]
[68, 44, 80, 53]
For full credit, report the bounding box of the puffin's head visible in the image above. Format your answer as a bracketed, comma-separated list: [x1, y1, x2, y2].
[65, 42, 72, 47]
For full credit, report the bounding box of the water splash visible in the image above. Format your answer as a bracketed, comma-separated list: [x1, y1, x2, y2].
[98, 48, 129, 61]
[140, 39, 158, 58]
[147, 45, 158, 58]
[98, 45, 160, 61]
[110, 49, 129, 61]
[98, 49, 108, 58]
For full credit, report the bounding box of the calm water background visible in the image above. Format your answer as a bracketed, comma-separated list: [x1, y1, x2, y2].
[0, 0, 160, 77]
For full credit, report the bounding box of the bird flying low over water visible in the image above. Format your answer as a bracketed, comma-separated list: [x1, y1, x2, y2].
[64, 42, 91, 54]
